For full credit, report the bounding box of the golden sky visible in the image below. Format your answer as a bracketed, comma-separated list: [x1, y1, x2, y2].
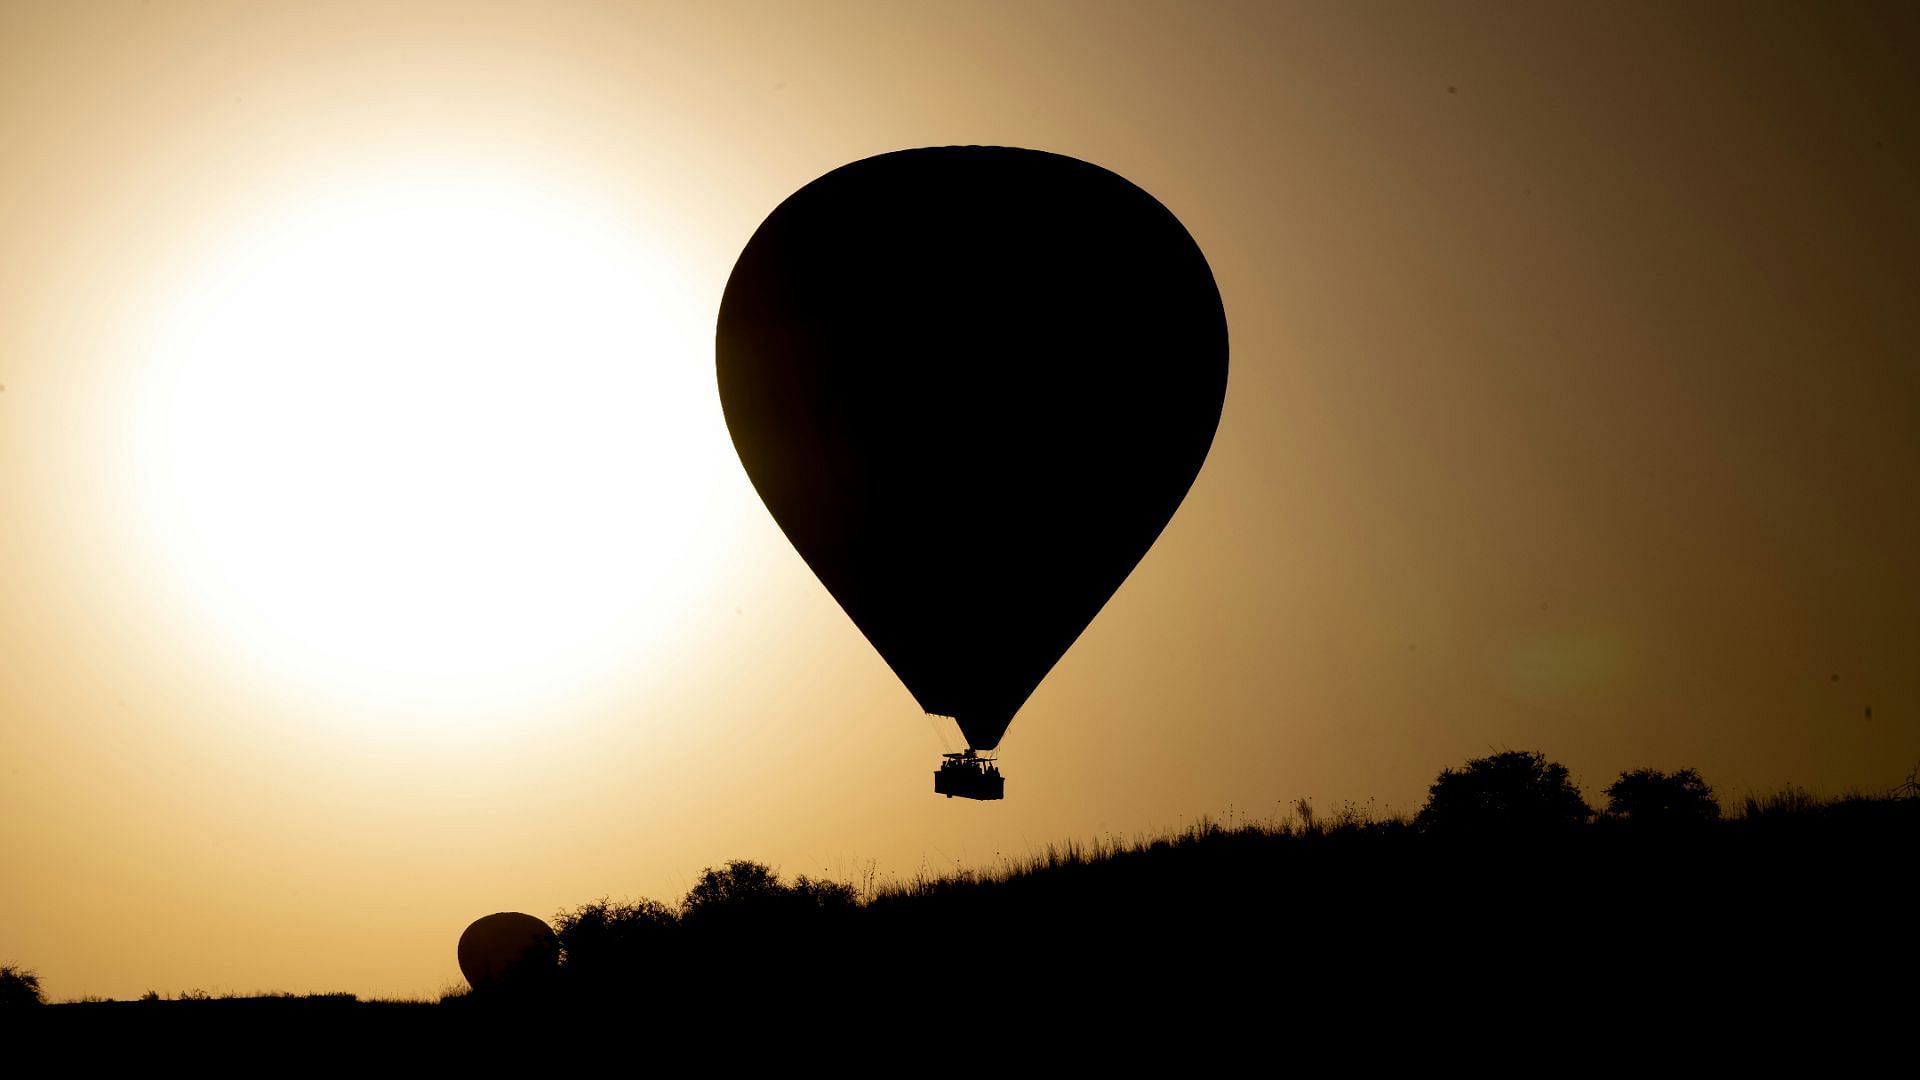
[3, 1, 1915, 1000]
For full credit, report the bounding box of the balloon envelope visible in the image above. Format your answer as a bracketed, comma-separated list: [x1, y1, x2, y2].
[717, 146, 1227, 751]
[458, 911, 558, 992]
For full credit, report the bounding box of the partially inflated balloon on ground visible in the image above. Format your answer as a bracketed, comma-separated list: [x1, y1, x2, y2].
[458, 912, 558, 993]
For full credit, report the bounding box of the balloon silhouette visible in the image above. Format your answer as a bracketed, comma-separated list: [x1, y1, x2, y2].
[717, 146, 1227, 753]
[458, 912, 558, 993]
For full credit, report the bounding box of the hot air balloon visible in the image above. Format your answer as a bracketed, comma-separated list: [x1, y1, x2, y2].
[717, 146, 1227, 800]
[458, 912, 558, 994]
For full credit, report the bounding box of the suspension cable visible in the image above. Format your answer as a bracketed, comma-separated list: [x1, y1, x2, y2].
[924, 711, 959, 754]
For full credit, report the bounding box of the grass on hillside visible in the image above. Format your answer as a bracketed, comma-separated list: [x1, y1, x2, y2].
[16, 764, 1917, 1012]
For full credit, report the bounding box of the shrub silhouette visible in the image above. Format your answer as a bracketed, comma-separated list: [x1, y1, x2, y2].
[1415, 750, 1593, 836]
[552, 897, 677, 988]
[1604, 767, 1721, 826]
[786, 875, 858, 912]
[555, 898, 675, 956]
[549, 861, 859, 999]
[0, 964, 44, 1008]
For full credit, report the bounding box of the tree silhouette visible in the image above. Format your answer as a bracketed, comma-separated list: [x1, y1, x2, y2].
[668, 860, 858, 1005]
[1604, 768, 1721, 826]
[1415, 750, 1593, 836]
[683, 859, 788, 918]
[545, 862, 861, 1000]
[0, 964, 43, 1008]
[681, 859, 856, 927]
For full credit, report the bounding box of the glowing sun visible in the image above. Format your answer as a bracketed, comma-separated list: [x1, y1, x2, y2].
[126, 174, 735, 715]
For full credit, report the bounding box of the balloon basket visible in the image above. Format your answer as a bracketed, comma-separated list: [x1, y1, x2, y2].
[935, 750, 1005, 801]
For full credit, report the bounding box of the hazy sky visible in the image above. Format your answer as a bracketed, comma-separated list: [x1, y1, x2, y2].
[3, 1, 1915, 1000]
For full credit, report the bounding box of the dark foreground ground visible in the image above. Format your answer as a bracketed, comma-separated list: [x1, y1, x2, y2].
[17, 791, 1917, 1059]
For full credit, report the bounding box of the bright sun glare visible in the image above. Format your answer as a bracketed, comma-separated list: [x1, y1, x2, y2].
[127, 174, 735, 718]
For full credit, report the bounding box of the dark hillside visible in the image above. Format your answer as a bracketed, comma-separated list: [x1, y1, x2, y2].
[24, 779, 1915, 1053]
[540, 789, 1917, 1031]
